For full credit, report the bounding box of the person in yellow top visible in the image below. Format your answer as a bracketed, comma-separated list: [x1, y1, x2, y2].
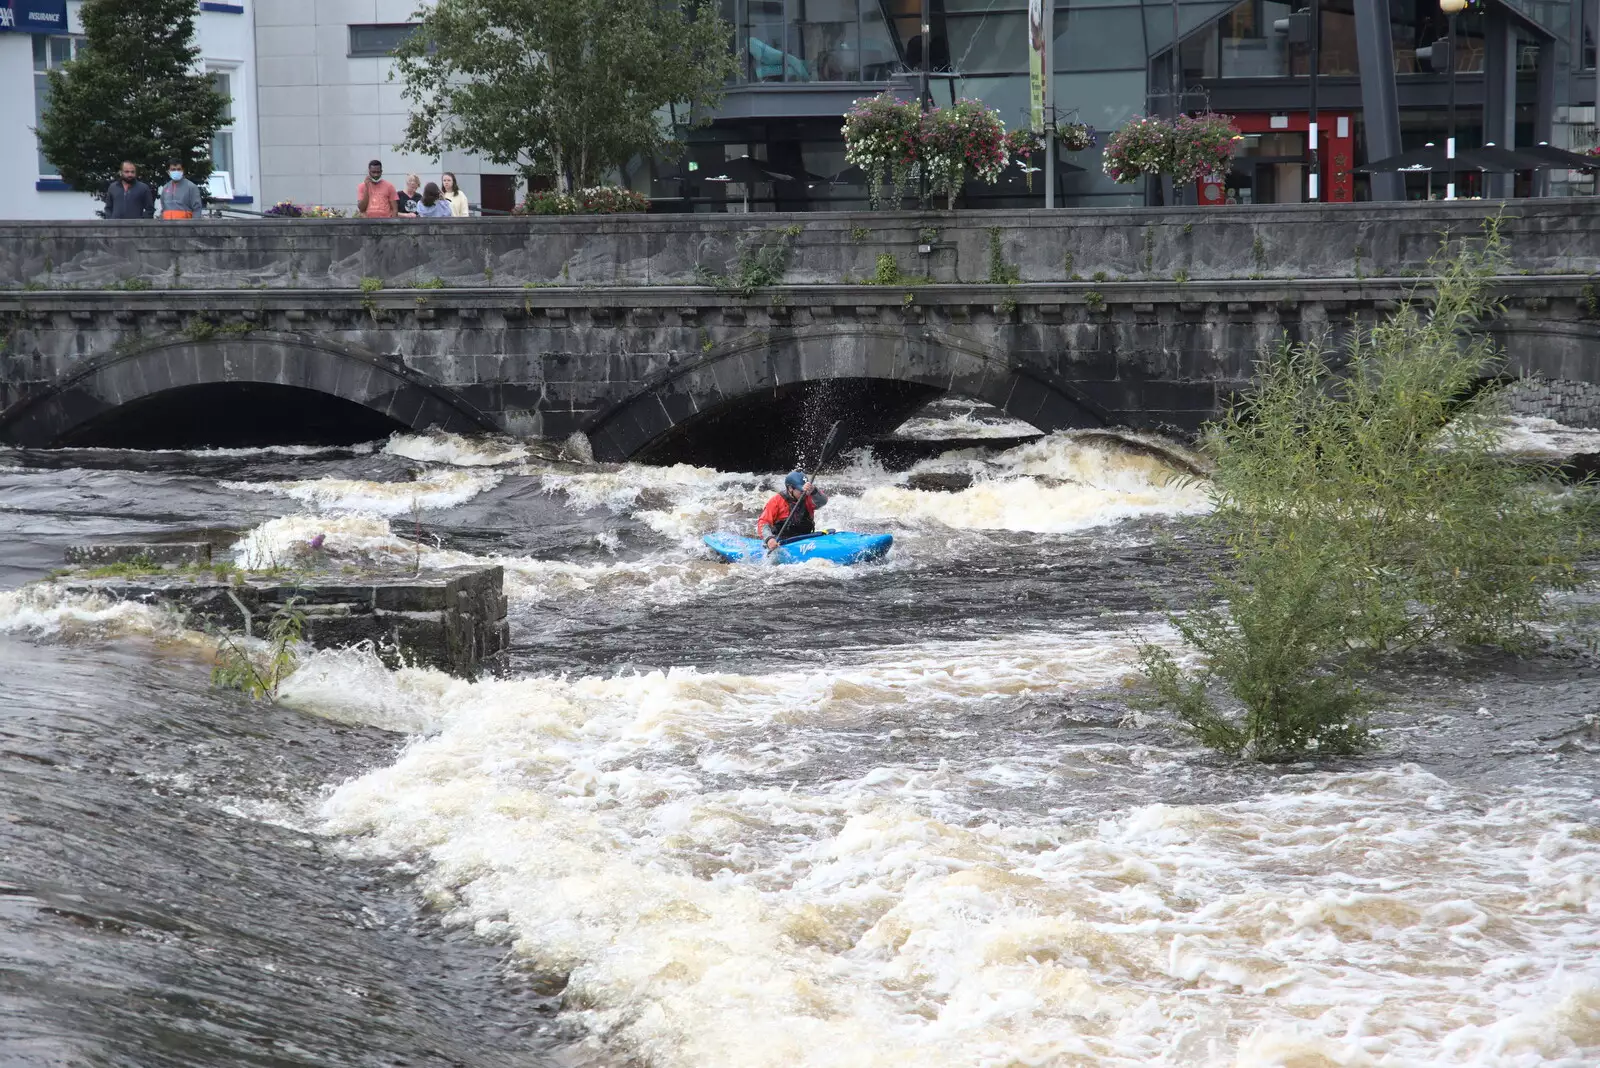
[440, 172, 469, 217]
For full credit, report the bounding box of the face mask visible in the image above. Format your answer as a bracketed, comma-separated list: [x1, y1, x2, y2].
[168, 171, 183, 181]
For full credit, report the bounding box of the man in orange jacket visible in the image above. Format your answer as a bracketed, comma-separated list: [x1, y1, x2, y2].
[756, 471, 829, 549]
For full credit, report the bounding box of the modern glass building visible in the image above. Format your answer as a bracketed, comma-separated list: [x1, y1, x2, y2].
[656, 0, 1600, 209]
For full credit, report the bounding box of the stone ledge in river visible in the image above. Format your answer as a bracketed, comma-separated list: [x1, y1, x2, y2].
[53, 559, 508, 678]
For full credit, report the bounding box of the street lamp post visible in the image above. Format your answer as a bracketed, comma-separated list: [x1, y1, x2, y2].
[1442, 0, 1467, 199]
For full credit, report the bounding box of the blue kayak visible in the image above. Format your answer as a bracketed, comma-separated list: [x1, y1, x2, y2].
[703, 531, 894, 565]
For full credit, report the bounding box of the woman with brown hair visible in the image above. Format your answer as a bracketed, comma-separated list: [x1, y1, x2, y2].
[414, 181, 453, 218]
[440, 172, 470, 217]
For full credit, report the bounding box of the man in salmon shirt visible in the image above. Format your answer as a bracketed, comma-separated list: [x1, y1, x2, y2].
[357, 159, 398, 218]
[756, 471, 829, 549]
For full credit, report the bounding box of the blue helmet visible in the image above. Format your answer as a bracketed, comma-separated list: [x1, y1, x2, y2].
[784, 471, 806, 491]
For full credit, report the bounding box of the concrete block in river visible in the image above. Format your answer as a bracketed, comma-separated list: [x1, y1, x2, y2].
[53, 556, 508, 678]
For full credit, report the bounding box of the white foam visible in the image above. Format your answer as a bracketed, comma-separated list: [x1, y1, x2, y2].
[1493, 416, 1600, 460]
[223, 469, 501, 515]
[0, 583, 188, 640]
[291, 625, 1600, 1068]
[383, 431, 533, 467]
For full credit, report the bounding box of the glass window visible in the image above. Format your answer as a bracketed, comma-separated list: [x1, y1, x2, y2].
[1181, 18, 1220, 81]
[33, 35, 84, 178]
[1056, 6, 1145, 71]
[793, 0, 859, 81]
[348, 24, 418, 58]
[735, 0, 902, 83]
[1390, 0, 1485, 75]
[212, 132, 234, 177]
[860, 0, 898, 78]
[1317, 4, 1358, 76]
[210, 70, 235, 184]
[946, 13, 1026, 74]
[746, 0, 798, 79]
[211, 71, 233, 124]
[1218, 0, 1291, 78]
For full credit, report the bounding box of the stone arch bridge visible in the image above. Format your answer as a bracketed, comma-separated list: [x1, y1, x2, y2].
[2, 203, 1598, 467]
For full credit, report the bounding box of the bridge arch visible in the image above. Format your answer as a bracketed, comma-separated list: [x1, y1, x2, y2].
[0, 332, 496, 448]
[583, 326, 1108, 467]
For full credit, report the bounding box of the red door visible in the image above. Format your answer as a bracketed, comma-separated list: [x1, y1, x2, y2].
[1197, 112, 1355, 205]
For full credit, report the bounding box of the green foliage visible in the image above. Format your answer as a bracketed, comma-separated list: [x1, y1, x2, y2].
[359, 277, 384, 295]
[1174, 268, 1190, 285]
[1584, 283, 1598, 316]
[997, 296, 1017, 316]
[861, 253, 931, 286]
[414, 277, 448, 289]
[211, 598, 306, 701]
[514, 186, 650, 214]
[1062, 251, 1074, 277]
[850, 226, 871, 243]
[182, 317, 216, 342]
[393, 0, 737, 192]
[1091, 270, 1108, 283]
[1252, 234, 1267, 272]
[986, 227, 1020, 284]
[696, 228, 800, 296]
[1141, 223, 1593, 760]
[35, 0, 228, 199]
[72, 553, 157, 579]
[113, 277, 152, 291]
[1084, 291, 1105, 311]
[919, 227, 939, 245]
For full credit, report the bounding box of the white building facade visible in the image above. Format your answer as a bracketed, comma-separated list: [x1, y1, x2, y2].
[254, 0, 520, 215]
[1, 0, 261, 220]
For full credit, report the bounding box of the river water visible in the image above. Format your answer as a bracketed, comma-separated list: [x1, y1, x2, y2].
[2, 402, 1598, 1067]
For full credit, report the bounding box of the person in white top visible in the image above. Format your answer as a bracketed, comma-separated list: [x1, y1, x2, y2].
[440, 172, 469, 217]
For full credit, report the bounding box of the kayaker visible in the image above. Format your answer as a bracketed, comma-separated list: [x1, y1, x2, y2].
[757, 471, 829, 549]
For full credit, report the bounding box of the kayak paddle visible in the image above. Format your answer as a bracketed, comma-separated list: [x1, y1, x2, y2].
[772, 420, 843, 546]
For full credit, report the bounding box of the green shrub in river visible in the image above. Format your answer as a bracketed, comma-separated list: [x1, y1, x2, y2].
[1141, 220, 1594, 760]
[211, 598, 305, 700]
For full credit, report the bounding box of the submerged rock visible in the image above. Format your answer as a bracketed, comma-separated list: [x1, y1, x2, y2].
[905, 472, 976, 493]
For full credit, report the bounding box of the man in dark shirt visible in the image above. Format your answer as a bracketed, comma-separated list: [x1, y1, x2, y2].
[104, 161, 154, 219]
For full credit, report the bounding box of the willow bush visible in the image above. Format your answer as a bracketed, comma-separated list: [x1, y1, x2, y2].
[1142, 223, 1592, 760]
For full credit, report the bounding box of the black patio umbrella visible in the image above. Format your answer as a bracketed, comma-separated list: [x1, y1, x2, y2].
[701, 155, 793, 184]
[1356, 142, 1568, 174]
[1511, 142, 1597, 170]
[701, 155, 793, 210]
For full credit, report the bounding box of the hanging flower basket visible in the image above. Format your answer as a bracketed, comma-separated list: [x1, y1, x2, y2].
[1169, 112, 1242, 184]
[842, 91, 923, 208]
[1057, 122, 1096, 154]
[920, 99, 1008, 207]
[1102, 113, 1239, 185]
[1102, 116, 1173, 184]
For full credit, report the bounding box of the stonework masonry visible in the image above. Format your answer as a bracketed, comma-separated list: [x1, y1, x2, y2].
[3, 203, 1600, 456]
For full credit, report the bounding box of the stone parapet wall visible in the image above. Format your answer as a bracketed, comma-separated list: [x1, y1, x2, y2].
[0, 201, 1593, 292]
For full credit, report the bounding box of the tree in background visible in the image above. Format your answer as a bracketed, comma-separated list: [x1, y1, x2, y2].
[393, 0, 737, 193]
[35, 0, 229, 201]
